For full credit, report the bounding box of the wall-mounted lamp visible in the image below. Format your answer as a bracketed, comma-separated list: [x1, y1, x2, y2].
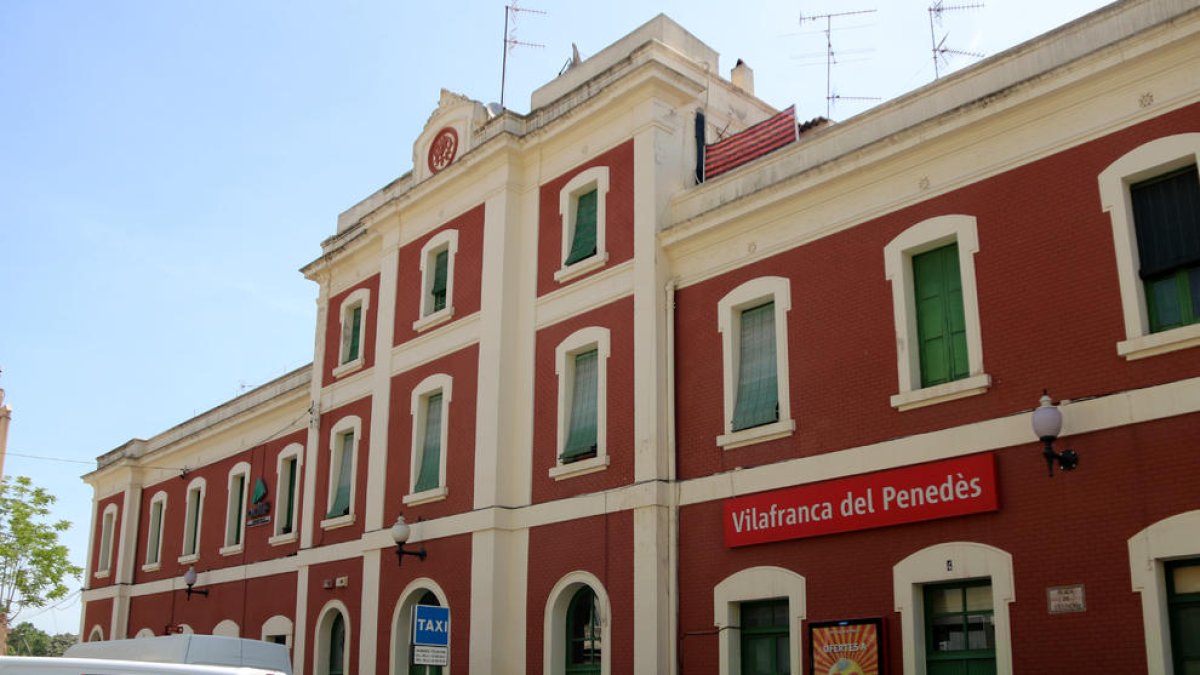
[183, 565, 208, 600]
[390, 515, 426, 567]
[1032, 390, 1078, 477]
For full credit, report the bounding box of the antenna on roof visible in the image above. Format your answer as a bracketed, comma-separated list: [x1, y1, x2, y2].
[798, 8, 877, 119]
[500, 2, 546, 109]
[928, 1, 985, 79]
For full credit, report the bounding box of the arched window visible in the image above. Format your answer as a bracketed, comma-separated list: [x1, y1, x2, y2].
[408, 590, 443, 675]
[315, 602, 351, 675]
[565, 587, 601, 674]
[329, 613, 346, 675]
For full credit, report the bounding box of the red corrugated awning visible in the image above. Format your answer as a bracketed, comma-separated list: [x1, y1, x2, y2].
[703, 105, 798, 180]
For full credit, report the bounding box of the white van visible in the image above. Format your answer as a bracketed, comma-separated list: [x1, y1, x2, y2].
[62, 635, 291, 674]
[0, 655, 286, 674]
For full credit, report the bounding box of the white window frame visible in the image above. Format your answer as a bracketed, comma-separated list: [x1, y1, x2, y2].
[413, 229, 459, 332]
[178, 477, 206, 563]
[390, 579, 451, 675]
[94, 503, 118, 579]
[213, 619, 240, 637]
[219, 462, 250, 555]
[87, 626, 104, 642]
[883, 214, 991, 411]
[321, 416, 361, 530]
[543, 571, 611, 675]
[142, 491, 167, 571]
[270, 443, 304, 545]
[893, 541, 1015, 675]
[716, 276, 795, 450]
[313, 600, 351, 675]
[1128, 509, 1200, 674]
[713, 566, 806, 675]
[554, 166, 610, 283]
[549, 326, 611, 480]
[332, 288, 370, 378]
[261, 614, 294, 648]
[404, 374, 453, 506]
[1098, 133, 1200, 360]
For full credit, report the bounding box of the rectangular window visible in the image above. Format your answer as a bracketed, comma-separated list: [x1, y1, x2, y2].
[342, 305, 362, 364]
[279, 456, 298, 536]
[731, 302, 779, 431]
[183, 486, 202, 557]
[97, 510, 115, 574]
[740, 599, 789, 675]
[430, 249, 449, 313]
[1167, 558, 1200, 675]
[225, 473, 245, 547]
[565, 189, 598, 265]
[327, 432, 353, 518]
[561, 349, 599, 463]
[415, 393, 443, 492]
[913, 243, 968, 388]
[1132, 165, 1200, 333]
[145, 499, 163, 565]
[924, 580, 995, 674]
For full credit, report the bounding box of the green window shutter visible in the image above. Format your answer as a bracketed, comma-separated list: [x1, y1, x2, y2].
[739, 599, 789, 675]
[282, 457, 297, 535]
[431, 249, 449, 312]
[561, 349, 599, 462]
[565, 189, 598, 265]
[415, 393, 443, 492]
[731, 302, 779, 431]
[187, 489, 201, 555]
[326, 433, 353, 518]
[231, 475, 244, 545]
[328, 613, 345, 675]
[344, 305, 362, 363]
[147, 502, 162, 564]
[913, 244, 969, 388]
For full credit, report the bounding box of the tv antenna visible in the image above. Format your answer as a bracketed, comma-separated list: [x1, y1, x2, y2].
[799, 8, 877, 119]
[500, 2, 545, 109]
[928, 1, 985, 79]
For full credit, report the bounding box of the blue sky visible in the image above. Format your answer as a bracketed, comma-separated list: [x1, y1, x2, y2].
[0, 0, 1113, 635]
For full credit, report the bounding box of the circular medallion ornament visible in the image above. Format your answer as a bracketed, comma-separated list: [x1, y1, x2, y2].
[427, 127, 459, 174]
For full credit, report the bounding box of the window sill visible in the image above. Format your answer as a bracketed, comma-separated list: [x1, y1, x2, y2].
[890, 373, 991, 411]
[93, 569, 111, 580]
[1117, 323, 1200, 360]
[413, 307, 455, 333]
[177, 553, 199, 565]
[331, 358, 365, 379]
[402, 486, 449, 506]
[553, 252, 609, 284]
[218, 544, 244, 557]
[320, 513, 356, 530]
[717, 419, 796, 450]
[141, 562, 161, 573]
[268, 532, 298, 547]
[549, 454, 610, 480]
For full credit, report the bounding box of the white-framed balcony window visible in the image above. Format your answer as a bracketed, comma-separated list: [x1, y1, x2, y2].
[1098, 133, 1200, 360]
[716, 277, 795, 450]
[884, 214, 990, 411]
[413, 229, 459, 332]
[321, 416, 361, 529]
[220, 461, 250, 555]
[404, 373, 453, 506]
[269, 443, 303, 545]
[332, 288, 370, 378]
[94, 503, 118, 579]
[179, 477, 206, 563]
[549, 326, 611, 480]
[554, 166, 610, 283]
[142, 491, 167, 571]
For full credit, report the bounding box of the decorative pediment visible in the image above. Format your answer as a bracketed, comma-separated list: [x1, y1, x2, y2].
[413, 89, 488, 182]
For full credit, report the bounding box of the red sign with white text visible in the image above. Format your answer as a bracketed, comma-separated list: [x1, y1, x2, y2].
[724, 453, 998, 547]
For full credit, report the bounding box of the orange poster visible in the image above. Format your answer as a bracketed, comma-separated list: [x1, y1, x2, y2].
[809, 619, 883, 675]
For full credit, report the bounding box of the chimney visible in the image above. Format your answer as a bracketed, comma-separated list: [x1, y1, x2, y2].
[731, 59, 754, 94]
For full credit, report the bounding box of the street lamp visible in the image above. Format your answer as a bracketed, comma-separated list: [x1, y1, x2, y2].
[183, 566, 208, 600]
[1032, 390, 1079, 477]
[390, 515, 427, 567]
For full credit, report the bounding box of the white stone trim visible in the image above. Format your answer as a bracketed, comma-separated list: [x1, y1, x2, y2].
[313, 599, 351, 675]
[321, 415, 362, 529]
[555, 166, 611, 283]
[712, 566, 806, 675]
[404, 373, 453, 504]
[1098, 133, 1200, 360]
[543, 571, 611, 675]
[1128, 509, 1200, 675]
[271, 442, 304, 543]
[715, 276, 795, 449]
[134, 628, 156, 639]
[221, 461, 251, 554]
[884, 214, 990, 410]
[87, 625, 104, 642]
[94, 503, 118, 579]
[178, 477, 206, 561]
[414, 229, 459, 332]
[142, 491, 167, 570]
[213, 619, 240, 637]
[262, 614, 294, 647]
[893, 541, 1015, 675]
[333, 288, 371, 377]
[390, 578, 452, 675]
[552, 326, 611, 478]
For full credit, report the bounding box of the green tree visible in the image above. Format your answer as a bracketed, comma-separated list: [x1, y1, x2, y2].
[6, 622, 76, 656]
[0, 476, 82, 653]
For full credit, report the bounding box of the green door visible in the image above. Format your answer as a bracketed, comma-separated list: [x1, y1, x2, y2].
[740, 599, 790, 675]
[925, 581, 996, 675]
[1168, 559, 1200, 675]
